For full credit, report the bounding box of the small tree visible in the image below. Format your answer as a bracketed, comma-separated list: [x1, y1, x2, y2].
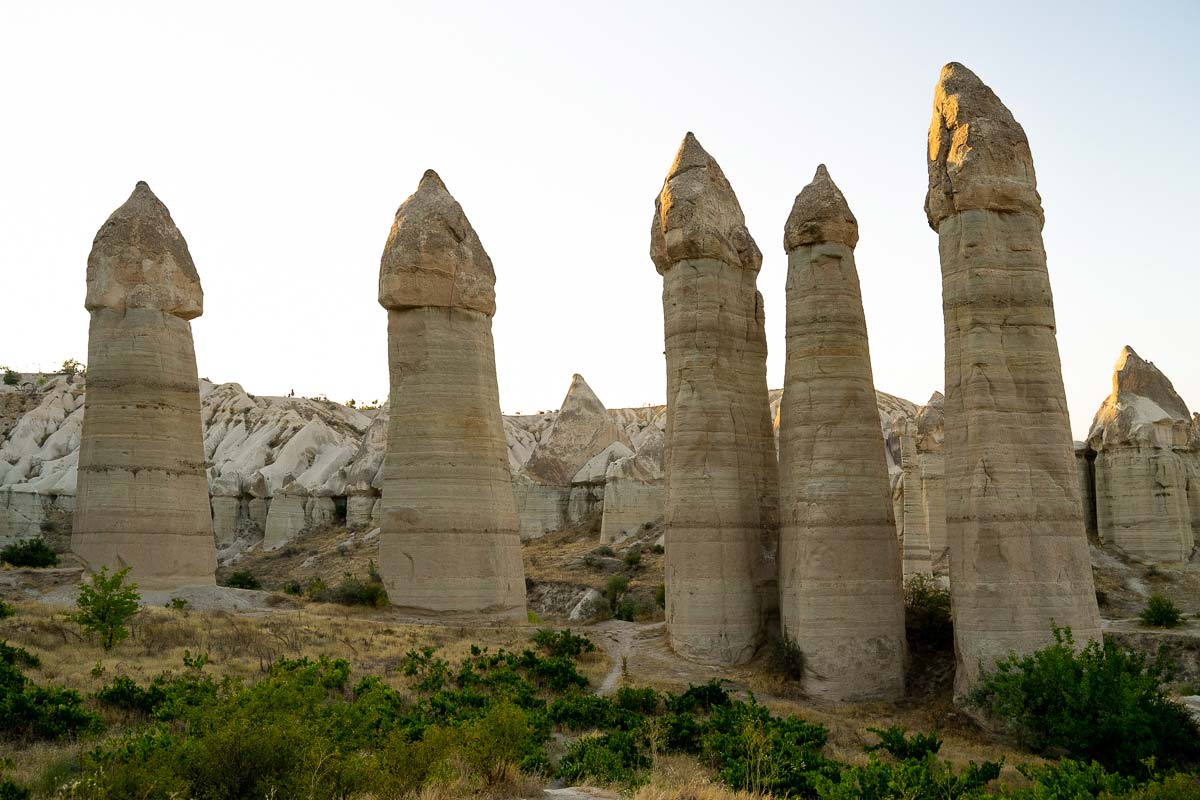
[1140, 594, 1184, 629]
[1, 368, 18, 386]
[60, 358, 85, 377]
[71, 567, 140, 650]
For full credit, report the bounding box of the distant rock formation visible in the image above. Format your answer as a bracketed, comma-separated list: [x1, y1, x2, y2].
[926, 63, 1101, 694]
[513, 374, 628, 540]
[897, 392, 946, 577]
[377, 170, 525, 618]
[651, 133, 779, 665]
[778, 165, 906, 701]
[1084, 346, 1198, 562]
[72, 182, 216, 588]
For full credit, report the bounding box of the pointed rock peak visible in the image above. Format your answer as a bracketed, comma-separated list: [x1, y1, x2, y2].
[560, 374, 607, 416]
[378, 170, 496, 315]
[1111, 346, 1190, 420]
[784, 163, 858, 250]
[85, 182, 203, 319]
[924, 61, 1042, 230]
[926, 390, 945, 405]
[650, 132, 761, 275]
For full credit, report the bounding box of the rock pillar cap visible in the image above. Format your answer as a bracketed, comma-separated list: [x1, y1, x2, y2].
[650, 132, 761, 275]
[85, 181, 203, 319]
[925, 62, 1043, 230]
[784, 164, 858, 250]
[378, 170, 496, 315]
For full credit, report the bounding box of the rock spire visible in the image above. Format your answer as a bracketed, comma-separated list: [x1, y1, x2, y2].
[926, 63, 1101, 694]
[652, 133, 779, 665]
[377, 170, 526, 617]
[778, 165, 906, 701]
[72, 182, 216, 588]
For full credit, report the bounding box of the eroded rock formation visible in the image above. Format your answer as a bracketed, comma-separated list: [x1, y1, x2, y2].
[72, 182, 216, 588]
[778, 165, 906, 701]
[1085, 346, 1198, 562]
[897, 392, 947, 577]
[926, 63, 1101, 693]
[652, 133, 779, 665]
[377, 170, 525, 617]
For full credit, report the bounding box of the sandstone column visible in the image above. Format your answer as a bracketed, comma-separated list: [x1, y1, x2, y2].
[377, 170, 525, 618]
[778, 165, 906, 701]
[72, 182, 216, 588]
[652, 133, 779, 665]
[926, 63, 1101, 694]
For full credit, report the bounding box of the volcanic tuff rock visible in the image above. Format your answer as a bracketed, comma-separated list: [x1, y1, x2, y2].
[1084, 346, 1199, 562]
[377, 170, 525, 617]
[778, 166, 906, 702]
[652, 133, 779, 665]
[897, 392, 947, 578]
[72, 182, 216, 588]
[926, 63, 1101, 694]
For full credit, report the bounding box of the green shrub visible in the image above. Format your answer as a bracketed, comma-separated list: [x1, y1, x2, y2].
[623, 551, 642, 568]
[282, 580, 302, 595]
[556, 730, 651, 789]
[0, 539, 58, 568]
[1, 653, 102, 740]
[606, 575, 630, 616]
[771, 636, 805, 681]
[1, 641, 41, 669]
[70, 567, 139, 651]
[904, 573, 952, 647]
[549, 692, 622, 730]
[968, 626, 1200, 774]
[614, 597, 639, 621]
[864, 725, 942, 761]
[315, 572, 388, 607]
[458, 702, 547, 784]
[594, 545, 614, 557]
[1140, 594, 1184, 629]
[652, 543, 664, 555]
[703, 698, 837, 797]
[165, 597, 188, 611]
[0, 778, 31, 800]
[222, 570, 261, 590]
[815, 754, 1002, 800]
[531, 628, 595, 658]
[614, 686, 660, 715]
[655, 584, 665, 608]
[0, 600, 13, 619]
[1, 370, 18, 386]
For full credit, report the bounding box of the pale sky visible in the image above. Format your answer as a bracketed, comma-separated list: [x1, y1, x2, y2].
[2, 2, 1197, 438]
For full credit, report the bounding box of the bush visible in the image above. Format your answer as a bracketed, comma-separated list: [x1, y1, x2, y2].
[531, 628, 595, 659]
[967, 626, 1200, 774]
[771, 636, 805, 681]
[623, 551, 642, 568]
[282, 580, 302, 596]
[310, 572, 388, 607]
[0, 778, 30, 800]
[222, 570, 261, 590]
[655, 584, 665, 608]
[864, 725, 942, 761]
[0, 600, 13, 620]
[1, 370, 18, 386]
[1140, 594, 1184, 629]
[1, 648, 102, 740]
[904, 573, 952, 647]
[704, 698, 837, 797]
[0, 539, 58, 568]
[556, 730, 651, 789]
[606, 575, 629, 615]
[70, 567, 139, 651]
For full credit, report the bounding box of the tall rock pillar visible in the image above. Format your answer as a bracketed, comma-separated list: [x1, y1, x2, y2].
[72, 182, 216, 588]
[778, 165, 906, 701]
[377, 170, 526, 618]
[651, 133, 779, 665]
[926, 63, 1101, 693]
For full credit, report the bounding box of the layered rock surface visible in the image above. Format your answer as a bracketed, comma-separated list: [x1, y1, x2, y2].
[1084, 347, 1199, 562]
[927, 63, 1101, 693]
[778, 166, 906, 701]
[377, 170, 525, 617]
[652, 133, 779, 665]
[72, 182, 216, 588]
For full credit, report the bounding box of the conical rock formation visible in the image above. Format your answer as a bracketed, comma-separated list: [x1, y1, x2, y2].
[1085, 347, 1197, 561]
[652, 133, 779, 665]
[523, 375, 627, 485]
[778, 166, 906, 701]
[377, 171, 525, 618]
[72, 182, 216, 588]
[926, 64, 1101, 694]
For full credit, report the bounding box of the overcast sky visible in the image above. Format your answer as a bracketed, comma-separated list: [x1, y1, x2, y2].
[2, 1, 1196, 438]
